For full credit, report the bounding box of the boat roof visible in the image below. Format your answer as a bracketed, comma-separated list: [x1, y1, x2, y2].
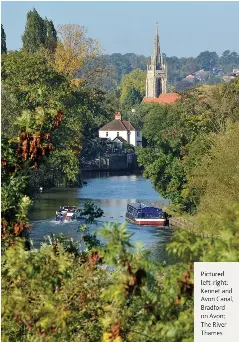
[128, 203, 163, 210]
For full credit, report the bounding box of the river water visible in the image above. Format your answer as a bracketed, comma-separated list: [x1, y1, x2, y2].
[29, 172, 173, 263]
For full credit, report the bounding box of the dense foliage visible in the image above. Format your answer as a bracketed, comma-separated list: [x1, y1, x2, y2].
[100, 53, 148, 89]
[22, 8, 57, 53]
[2, 204, 238, 341]
[1, 12, 115, 249]
[2, 8, 239, 342]
[1, 24, 7, 53]
[120, 69, 146, 105]
[137, 78, 239, 213]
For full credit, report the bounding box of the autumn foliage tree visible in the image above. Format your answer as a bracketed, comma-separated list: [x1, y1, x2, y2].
[54, 24, 102, 79]
[3, 9, 239, 342]
[1, 49, 75, 247]
[1, 28, 116, 246]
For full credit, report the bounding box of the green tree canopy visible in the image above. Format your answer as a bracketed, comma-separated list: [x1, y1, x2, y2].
[122, 87, 142, 110]
[175, 79, 194, 92]
[21, 8, 57, 54]
[44, 19, 57, 53]
[1, 86, 20, 138]
[120, 68, 146, 104]
[1, 24, 7, 53]
[22, 8, 47, 53]
[137, 78, 239, 212]
[196, 51, 219, 71]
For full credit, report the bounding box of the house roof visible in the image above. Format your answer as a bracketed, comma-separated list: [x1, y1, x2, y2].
[99, 119, 136, 132]
[100, 138, 111, 142]
[122, 120, 136, 131]
[112, 136, 127, 143]
[143, 93, 180, 104]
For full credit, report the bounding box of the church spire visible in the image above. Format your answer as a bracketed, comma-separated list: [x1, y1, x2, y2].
[146, 22, 167, 98]
[152, 22, 160, 66]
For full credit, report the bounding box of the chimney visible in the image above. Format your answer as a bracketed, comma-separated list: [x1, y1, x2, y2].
[115, 112, 122, 120]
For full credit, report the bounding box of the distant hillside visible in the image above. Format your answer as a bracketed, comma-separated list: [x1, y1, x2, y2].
[99, 53, 149, 90]
[100, 50, 239, 90]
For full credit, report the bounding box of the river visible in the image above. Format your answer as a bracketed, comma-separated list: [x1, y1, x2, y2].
[29, 172, 174, 263]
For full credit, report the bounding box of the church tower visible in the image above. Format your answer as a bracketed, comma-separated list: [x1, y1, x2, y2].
[145, 23, 167, 98]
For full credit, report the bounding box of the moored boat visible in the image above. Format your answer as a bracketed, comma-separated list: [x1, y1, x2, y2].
[126, 203, 168, 226]
[56, 206, 77, 221]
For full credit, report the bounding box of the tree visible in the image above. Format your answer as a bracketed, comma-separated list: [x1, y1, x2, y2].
[2, 50, 69, 111]
[175, 80, 193, 92]
[183, 57, 199, 74]
[22, 8, 47, 53]
[165, 56, 183, 84]
[122, 87, 142, 110]
[220, 50, 231, 67]
[196, 51, 219, 71]
[137, 78, 239, 212]
[206, 75, 221, 85]
[1, 49, 80, 246]
[120, 68, 146, 105]
[45, 19, 57, 53]
[122, 103, 149, 130]
[219, 50, 239, 72]
[2, 47, 117, 192]
[1, 86, 20, 138]
[54, 24, 102, 78]
[1, 24, 7, 53]
[188, 122, 239, 226]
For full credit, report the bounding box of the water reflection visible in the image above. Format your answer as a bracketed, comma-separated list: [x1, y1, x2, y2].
[29, 173, 173, 263]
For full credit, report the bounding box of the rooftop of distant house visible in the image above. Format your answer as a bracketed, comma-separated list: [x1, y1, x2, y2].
[99, 112, 136, 131]
[143, 92, 180, 104]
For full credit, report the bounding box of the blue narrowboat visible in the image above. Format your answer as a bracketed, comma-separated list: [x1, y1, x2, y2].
[126, 203, 168, 226]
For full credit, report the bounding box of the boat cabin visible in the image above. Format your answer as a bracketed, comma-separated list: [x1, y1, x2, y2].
[126, 203, 164, 219]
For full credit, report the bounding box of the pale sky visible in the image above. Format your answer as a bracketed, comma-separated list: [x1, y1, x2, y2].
[1, 1, 239, 58]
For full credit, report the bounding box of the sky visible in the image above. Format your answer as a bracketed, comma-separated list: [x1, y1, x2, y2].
[1, 1, 239, 58]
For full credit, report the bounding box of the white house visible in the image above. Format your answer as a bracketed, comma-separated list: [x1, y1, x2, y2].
[99, 112, 142, 147]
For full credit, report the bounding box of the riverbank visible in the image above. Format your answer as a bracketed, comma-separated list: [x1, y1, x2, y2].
[81, 152, 140, 172]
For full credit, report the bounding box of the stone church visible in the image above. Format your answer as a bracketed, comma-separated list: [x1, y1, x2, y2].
[143, 23, 180, 104]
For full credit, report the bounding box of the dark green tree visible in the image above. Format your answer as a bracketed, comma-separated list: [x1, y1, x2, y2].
[220, 50, 231, 67]
[175, 79, 193, 92]
[1, 24, 7, 53]
[122, 87, 142, 109]
[196, 51, 219, 71]
[45, 18, 57, 53]
[22, 8, 47, 53]
[1, 86, 20, 138]
[219, 50, 239, 72]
